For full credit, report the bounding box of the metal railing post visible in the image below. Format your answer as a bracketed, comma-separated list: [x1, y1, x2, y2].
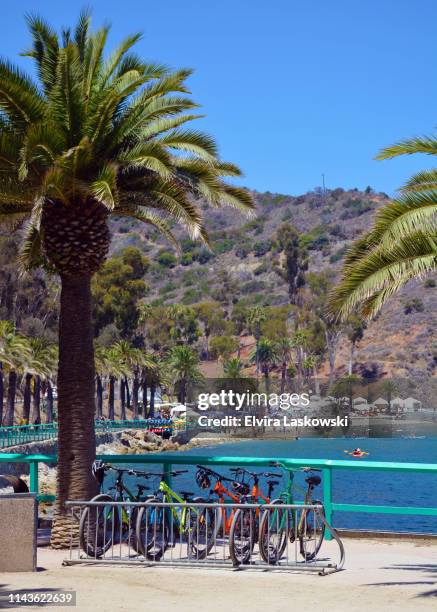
[323, 467, 333, 540]
[163, 461, 173, 488]
[29, 460, 39, 496]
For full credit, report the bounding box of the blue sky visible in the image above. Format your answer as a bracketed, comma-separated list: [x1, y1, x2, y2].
[2, 0, 436, 196]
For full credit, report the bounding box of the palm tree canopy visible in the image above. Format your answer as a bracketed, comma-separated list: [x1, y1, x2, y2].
[0, 321, 32, 372]
[328, 129, 437, 321]
[27, 337, 57, 378]
[167, 344, 203, 384]
[223, 356, 244, 378]
[0, 11, 255, 272]
[250, 338, 279, 368]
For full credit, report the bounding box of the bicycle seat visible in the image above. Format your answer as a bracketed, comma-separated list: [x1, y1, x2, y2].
[267, 480, 280, 486]
[180, 491, 194, 499]
[305, 475, 321, 486]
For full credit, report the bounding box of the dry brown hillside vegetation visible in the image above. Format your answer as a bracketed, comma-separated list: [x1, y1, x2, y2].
[108, 186, 436, 381]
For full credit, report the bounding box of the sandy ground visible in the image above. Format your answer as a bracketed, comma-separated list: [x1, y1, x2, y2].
[0, 538, 436, 611]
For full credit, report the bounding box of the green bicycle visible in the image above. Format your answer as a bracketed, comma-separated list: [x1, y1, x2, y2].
[258, 461, 325, 564]
[135, 470, 215, 561]
[79, 461, 153, 558]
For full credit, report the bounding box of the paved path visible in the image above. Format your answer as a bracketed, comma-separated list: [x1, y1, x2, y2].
[0, 538, 436, 611]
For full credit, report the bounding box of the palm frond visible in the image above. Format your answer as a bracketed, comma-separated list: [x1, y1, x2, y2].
[401, 168, 437, 193]
[376, 135, 437, 160]
[159, 128, 218, 159]
[328, 232, 437, 320]
[0, 59, 45, 127]
[90, 163, 118, 210]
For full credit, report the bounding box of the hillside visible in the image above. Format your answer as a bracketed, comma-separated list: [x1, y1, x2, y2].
[110, 186, 437, 380]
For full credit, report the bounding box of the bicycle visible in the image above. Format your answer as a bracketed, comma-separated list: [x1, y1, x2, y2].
[135, 468, 214, 561]
[228, 467, 281, 565]
[79, 461, 154, 558]
[195, 465, 248, 541]
[258, 461, 325, 564]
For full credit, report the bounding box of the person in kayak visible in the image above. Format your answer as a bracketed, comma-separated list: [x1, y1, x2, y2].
[344, 448, 369, 458]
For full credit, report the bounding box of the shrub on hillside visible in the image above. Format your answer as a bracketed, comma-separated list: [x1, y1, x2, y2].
[157, 251, 177, 268]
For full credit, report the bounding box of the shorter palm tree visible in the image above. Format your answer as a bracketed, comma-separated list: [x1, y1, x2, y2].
[276, 337, 293, 393]
[247, 306, 267, 375]
[27, 338, 57, 424]
[0, 323, 31, 426]
[250, 338, 279, 412]
[223, 357, 244, 378]
[167, 345, 203, 404]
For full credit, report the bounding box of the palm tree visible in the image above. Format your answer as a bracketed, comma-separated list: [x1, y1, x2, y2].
[23, 338, 57, 425]
[302, 354, 317, 387]
[110, 341, 155, 419]
[290, 329, 309, 390]
[329, 131, 437, 320]
[223, 357, 244, 378]
[94, 345, 107, 420]
[103, 344, 129, 420]
[0, 12, 254, 545]
[276, 337, 292, 393]
[247, 306, 267, 375]
[0, 322, 31, 426]
[167, 345, 203, 404]
[250, 338, 278, 411]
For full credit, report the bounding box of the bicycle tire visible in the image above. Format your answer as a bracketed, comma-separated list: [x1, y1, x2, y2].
[188, 496, 217, 560]
[135, 497, 169, 560]
[79, 494, 119, 558]
[258, 499, 288, 564]
[229, 507, 256, 566]
[299, 500, 325, 561]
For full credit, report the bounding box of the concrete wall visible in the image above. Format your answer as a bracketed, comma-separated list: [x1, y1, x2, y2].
[0, 493, 37, 571]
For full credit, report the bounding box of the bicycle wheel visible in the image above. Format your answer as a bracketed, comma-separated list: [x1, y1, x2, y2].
[127, 506, 142, 554]
[79, 494, 119, 558]
[135, 498, 169, 561]
[299, 500, 325, 561]
[188, 496, 217, 560]
[229, 507, 256, 566]
[258, 500, 289, 564]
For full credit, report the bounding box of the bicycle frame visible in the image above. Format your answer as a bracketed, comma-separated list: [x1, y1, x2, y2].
[274, 468, 318, 534]
[212, 479, 241, 534]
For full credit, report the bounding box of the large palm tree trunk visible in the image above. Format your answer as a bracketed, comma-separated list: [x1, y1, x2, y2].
[51, 274, 97, 548]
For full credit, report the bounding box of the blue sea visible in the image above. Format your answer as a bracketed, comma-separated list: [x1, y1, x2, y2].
[123, 437, 437, 535]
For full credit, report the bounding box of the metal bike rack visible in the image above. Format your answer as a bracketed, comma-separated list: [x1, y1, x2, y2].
[63, 499, 345, 575]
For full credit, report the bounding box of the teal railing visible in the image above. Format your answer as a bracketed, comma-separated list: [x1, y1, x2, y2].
[0, 419, 173, 449]
[1, 453, 436, 538]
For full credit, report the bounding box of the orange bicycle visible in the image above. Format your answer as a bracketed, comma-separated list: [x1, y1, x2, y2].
[195, 465, 281, 564]
[228, 467, 281, 565]
[196, 465, 246, 539]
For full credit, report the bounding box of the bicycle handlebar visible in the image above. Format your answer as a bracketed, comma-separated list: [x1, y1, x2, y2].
[230, 467, 282, 480]
[269, 461, 321, 473]
[196, 465, 233, 482]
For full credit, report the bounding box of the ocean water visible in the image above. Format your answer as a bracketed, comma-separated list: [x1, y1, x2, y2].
[124, 437, 437, 534]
